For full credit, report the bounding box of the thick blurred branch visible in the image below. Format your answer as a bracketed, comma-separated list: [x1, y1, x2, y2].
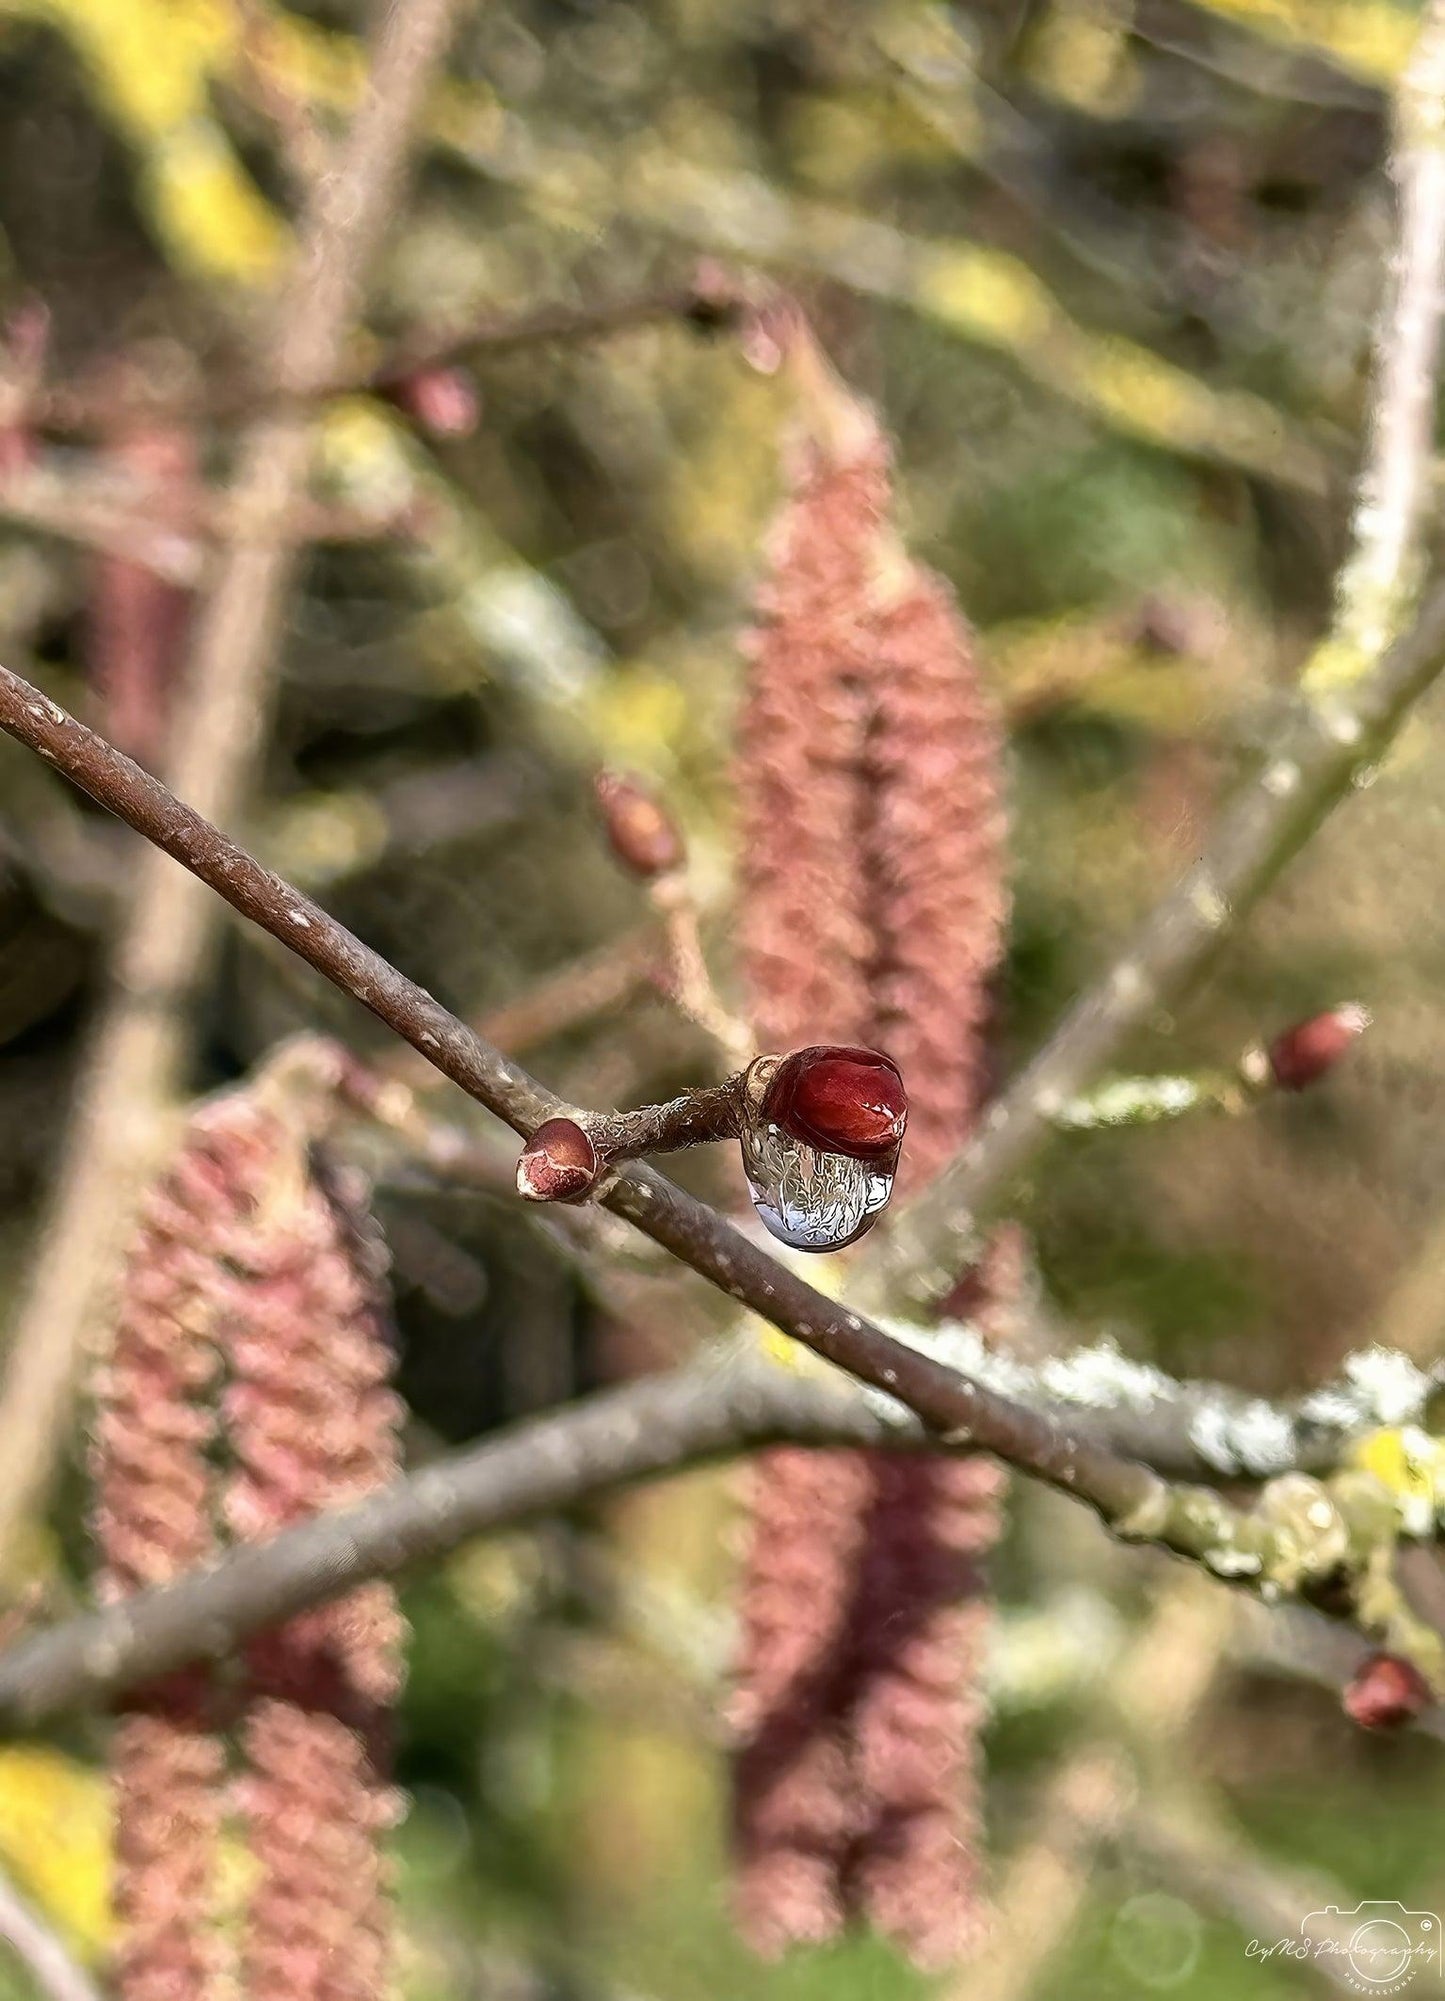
[0, 0, 467, 1562]
[0, 1330, 1440, 1733]
[0, 458, 421, 578]
[955, 1582, 1230, 2001]
[1118, 1794, 1416, 1997]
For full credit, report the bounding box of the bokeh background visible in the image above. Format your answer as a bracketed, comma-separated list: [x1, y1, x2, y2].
[1, 0, 1444, 1995]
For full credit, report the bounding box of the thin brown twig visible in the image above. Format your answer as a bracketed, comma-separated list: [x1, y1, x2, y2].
[361, 276, 744, 397]
[33, 277, 744, 440]
[647, 873, 755, 1067]
[0, 0, 468, 1564]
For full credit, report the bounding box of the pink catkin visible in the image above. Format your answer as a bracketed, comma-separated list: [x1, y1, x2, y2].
[731, 420, 885, 1951]
[92, 1056, 403, 2001]
[217, 1112, 403, 2001]
[92, 1122, 248, 2001]
[840, 571, 1009, 1967]
[731, 356, 1009, 1967]
[734, 427, 888, 1054]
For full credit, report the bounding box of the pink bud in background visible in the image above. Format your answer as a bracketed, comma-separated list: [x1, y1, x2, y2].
[1267, 1004, 1370, 1091]
[386, 365, 480, 437]
[594, 770, 685, 881]
[1343, 1652, 1432, 1731]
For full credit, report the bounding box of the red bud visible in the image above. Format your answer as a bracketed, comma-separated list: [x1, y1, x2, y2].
[516, 1118, 600, 1203]
[761, 1046, 907, 1162]
[594, 771, 684, 881]
[1267, 1004, 1369, 1091]
[1343, 1652, 1432, 1731]
[387, 366, 480, 438]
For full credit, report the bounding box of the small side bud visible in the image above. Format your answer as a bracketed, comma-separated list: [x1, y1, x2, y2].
[517, 1118, 601, 1203]
[594, 771, 684, 881]
[386, 366, 480, 438]
[1343, 1652, 1432, 1731]
[1267, 1004, 1370, 1091]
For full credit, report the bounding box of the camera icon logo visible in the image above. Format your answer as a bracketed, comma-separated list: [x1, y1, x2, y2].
[1302, 1904, 1443, 1992]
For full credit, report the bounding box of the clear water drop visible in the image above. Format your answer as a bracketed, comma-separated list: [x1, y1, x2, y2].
[739, 1121, 896, 1251]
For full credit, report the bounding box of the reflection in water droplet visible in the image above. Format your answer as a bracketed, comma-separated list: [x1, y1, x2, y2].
[739, 1121, 896, 1251]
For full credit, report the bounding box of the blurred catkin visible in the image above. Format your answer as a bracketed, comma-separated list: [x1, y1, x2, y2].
[731, 322, 1008, 1968]
[92, 1043, 404, 2001]
[93, 1123, 230, 2001]
[224, 1131, 403, 2001]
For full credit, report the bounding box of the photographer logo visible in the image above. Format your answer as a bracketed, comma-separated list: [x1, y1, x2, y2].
[1250, 1904, 1442, 1993]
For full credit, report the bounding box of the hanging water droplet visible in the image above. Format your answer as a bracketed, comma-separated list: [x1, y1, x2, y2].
[739, 1119, 897, 1251]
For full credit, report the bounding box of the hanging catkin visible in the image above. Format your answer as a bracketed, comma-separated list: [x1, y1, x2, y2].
[731, 316, 1009, 1968]
[93, 1127, 230, 2001]
[92, 1040, 403, 2001]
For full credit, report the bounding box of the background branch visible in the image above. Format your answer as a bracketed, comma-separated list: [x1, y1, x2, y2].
[0, 1329, 1436, 1732]
[1327, 0, 1445, 672]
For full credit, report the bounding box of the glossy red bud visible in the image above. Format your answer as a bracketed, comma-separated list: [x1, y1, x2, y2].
[761, 1045, 907, 1162]
[594, 771, 684, 881]
[1268, 1004, 1369, 1091]
[1343, 1652, 1432, 1731]
[517, 1118, 600, 1203]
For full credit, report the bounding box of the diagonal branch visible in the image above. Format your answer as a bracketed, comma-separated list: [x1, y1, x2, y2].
[1323, 0, 1445, 679]
[0, 0, 467, 1561]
